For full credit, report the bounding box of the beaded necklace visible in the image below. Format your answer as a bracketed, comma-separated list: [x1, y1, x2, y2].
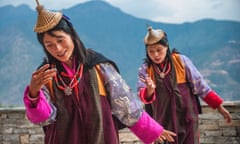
[153, 62, 171, 79]
[53, 63, 84, 96]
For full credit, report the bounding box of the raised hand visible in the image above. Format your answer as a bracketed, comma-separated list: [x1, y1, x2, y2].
[139, 75, 156, 97]
[29, 64, 56, 98]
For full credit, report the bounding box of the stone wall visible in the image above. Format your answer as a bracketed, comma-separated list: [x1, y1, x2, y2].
[0, 101, 240, 144]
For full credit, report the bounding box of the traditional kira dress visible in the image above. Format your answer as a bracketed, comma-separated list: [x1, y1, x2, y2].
[24, 50, 164, 144]
[137, 53, 223, 144]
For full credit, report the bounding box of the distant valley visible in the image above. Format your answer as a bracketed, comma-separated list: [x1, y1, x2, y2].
[0, 1, 239, 106]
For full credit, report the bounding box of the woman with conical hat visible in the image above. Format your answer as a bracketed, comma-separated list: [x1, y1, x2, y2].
[23, 0, 176, 144]
[137, 26, 232, 144]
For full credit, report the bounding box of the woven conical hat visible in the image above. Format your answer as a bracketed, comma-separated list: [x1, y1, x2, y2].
[144, 26, 165, 45]
[34, 0, 62, 33]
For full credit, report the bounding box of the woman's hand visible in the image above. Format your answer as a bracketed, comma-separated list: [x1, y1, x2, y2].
[29, 64, 57, 98]
[217, 105, 232, 123]
[139, 76, 156, 97]
[157, 129, 176, 143]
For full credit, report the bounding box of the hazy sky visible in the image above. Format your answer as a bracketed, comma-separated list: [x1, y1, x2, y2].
[0, 0, 240, 23]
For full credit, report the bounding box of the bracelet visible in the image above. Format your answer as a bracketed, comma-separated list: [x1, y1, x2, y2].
[27, 93, 40, 101]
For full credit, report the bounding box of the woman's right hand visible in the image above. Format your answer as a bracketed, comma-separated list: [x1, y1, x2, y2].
[29, 64, 57, 98]
[139, 76, 156, 97]
[157, 129, 176, 143]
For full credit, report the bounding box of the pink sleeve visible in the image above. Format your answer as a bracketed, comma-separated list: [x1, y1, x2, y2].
[129, 111, 163, 144]
[138, 88, 156, 104]
[23, 86, 52, 124]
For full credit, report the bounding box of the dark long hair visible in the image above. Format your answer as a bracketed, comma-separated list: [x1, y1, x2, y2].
[36, 17, 88, 70]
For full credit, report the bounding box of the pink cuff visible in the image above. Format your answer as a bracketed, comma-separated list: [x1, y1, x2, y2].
[138, 88, 156, 104]
[203, 91, 223, 109]
[129, 111, 163, 144]
[23, 86, 52, 124]
[27, 93, 40, 106]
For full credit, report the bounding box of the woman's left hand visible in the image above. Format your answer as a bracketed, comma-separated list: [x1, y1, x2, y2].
[157, 129, 176, 143]
[217, 105, 232, 123]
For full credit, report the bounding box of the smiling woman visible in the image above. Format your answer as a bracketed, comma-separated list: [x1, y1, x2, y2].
[42, 31, 75, 67]
[22, 0, 177, 144]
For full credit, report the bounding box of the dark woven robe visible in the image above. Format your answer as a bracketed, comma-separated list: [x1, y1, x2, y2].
[42, 52, 123, 144]
[145, 54, 199, 144]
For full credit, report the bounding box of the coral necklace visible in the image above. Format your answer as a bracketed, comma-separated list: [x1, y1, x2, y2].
[54, 63, 84, 96]
[153, 62, 171, 79]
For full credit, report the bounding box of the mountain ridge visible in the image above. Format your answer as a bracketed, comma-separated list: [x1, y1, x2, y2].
[0, 1, 239, 106]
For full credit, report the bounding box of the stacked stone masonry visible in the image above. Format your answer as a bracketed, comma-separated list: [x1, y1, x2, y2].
[0, 101, 239, 144]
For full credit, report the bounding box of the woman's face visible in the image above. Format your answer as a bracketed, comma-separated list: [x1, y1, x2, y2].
[43, 30, 74, 64]
[147, 43, 168, 64]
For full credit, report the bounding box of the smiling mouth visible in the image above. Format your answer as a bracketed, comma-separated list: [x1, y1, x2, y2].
[58, 50, 67, 57]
